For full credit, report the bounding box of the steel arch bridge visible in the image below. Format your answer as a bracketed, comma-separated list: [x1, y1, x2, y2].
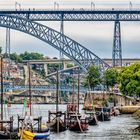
[1, 9, 140, 67]
[0, 14, 109, 72]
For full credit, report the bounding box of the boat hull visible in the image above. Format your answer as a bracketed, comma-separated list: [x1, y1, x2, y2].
[48, 120, 66, 132]
[69, 122, 88, 132]
[88, 116, 98, 125]
[19, 129, 50, 140]
[0, 131, 18, 139]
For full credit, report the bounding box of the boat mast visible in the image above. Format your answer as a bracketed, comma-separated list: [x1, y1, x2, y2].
[28, 62, 32, 116]
[56, 70, 59, 113]
[77, 69, 80, 114]
[0, 56, 3, 124]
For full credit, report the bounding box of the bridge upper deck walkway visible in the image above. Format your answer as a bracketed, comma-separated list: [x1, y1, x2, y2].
[0, 9, 140, 21]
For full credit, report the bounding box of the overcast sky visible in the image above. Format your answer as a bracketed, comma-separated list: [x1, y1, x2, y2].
[0, 0, 140, 59]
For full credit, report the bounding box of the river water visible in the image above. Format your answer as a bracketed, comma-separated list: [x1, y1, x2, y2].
[3, 104, 140, 140]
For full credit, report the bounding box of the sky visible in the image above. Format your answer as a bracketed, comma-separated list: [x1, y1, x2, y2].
[0, 0, 140, 59]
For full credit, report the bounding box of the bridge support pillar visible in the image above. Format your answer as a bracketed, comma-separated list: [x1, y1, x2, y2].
[112, 21, 122, 67]
[63, 62, 67, 70]
[44, 64, 48, 76]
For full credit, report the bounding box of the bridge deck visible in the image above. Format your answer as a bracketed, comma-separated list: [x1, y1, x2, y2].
[0, 9, 140, 21]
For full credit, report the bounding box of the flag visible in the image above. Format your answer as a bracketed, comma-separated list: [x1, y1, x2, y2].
[24, 100, 27, 108]
[92, 100, 94, 108]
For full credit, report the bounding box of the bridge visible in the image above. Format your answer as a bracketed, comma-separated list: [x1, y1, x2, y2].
[1, 10, 140, 21]
[4, 85, 88, 92]
[1, 9, 140, 67]
[0, 13, 110, 72]
[24, 58, 140, 76]
[0, 9, 139, 69]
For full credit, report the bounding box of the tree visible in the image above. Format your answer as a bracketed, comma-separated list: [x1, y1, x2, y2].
[84, 65, 101, 90]
[67, 63, 74, 68]
[20, 51, 44, 60]
[119, 63, 140, 97]
[10, 52, 23, 62]
[103, 68, 118, 91]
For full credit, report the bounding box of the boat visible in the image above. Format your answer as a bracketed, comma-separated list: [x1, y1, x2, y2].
[68, 72, 89, 132]
[18, 127, 50, 140]
[18, 62, 50, 139]
[68, 113, 88, 132]
[95, 107, 111, 121]
[48, 118, 66, 132]
[83, 92, 98, 125]
[0, 57, 18, 139]
[87, 113, 98, 125]
[47, 71, 67, 132]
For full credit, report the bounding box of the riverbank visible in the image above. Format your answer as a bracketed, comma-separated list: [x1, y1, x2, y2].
[119, 106, 140, 114]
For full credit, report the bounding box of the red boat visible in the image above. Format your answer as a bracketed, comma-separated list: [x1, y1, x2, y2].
[68, 114, 89, 132]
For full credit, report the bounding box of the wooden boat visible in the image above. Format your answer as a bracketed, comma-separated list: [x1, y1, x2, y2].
[95, 107, 111, 121]
[18, 63, 50, 140]
[0, 131, 18, 139]
[48, 118, 66, 132]
[47, 71, 67, 132]
[67, 72, 89, 132]
[87, 114, 98, 125]
[68, 114, 88, 132]
[0, 57, 18, 139]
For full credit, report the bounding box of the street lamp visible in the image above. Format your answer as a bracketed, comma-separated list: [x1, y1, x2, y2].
[129, 1, 133, 10]
[91, 1, 95, 10]
[54, 2, 56, 10]
[15, 1, 21, 10]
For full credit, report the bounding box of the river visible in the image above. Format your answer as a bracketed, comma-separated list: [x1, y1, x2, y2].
[3, 104, 140, 140]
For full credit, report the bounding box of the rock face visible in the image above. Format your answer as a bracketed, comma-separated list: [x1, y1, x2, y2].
[119, 106, 140, 114]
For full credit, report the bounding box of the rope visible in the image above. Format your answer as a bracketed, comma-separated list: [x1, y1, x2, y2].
[75, 111, 83, 132]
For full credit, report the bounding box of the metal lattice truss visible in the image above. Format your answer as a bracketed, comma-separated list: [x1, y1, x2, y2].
[112, 21, 122, 67]
[0, 14, 109, 72]
[1, 10, 140, 21]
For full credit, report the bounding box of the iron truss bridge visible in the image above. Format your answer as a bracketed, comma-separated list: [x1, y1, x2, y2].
[3, 85, 88, 92]
[0, 10, 140, 21]
[0, 14, 109, 72]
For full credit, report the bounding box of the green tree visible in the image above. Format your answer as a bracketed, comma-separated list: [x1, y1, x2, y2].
[84, 65, 101, 90]
[67, 63, 74, 68]
[20, 51, 44, 60]
[10, 52, 22, 62]
[103, 68, 118, 91]
[119, 63, 140, 97]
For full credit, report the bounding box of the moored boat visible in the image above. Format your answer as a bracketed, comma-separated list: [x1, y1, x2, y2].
[68, 113, 89, 132]
[18, 128, 50, 140]
[48, 118, 66, 132]
[95, 107, 111, 121]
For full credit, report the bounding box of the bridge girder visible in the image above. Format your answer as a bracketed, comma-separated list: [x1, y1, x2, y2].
[1, 10, 140, 21]
[0, 15, 109, 72]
